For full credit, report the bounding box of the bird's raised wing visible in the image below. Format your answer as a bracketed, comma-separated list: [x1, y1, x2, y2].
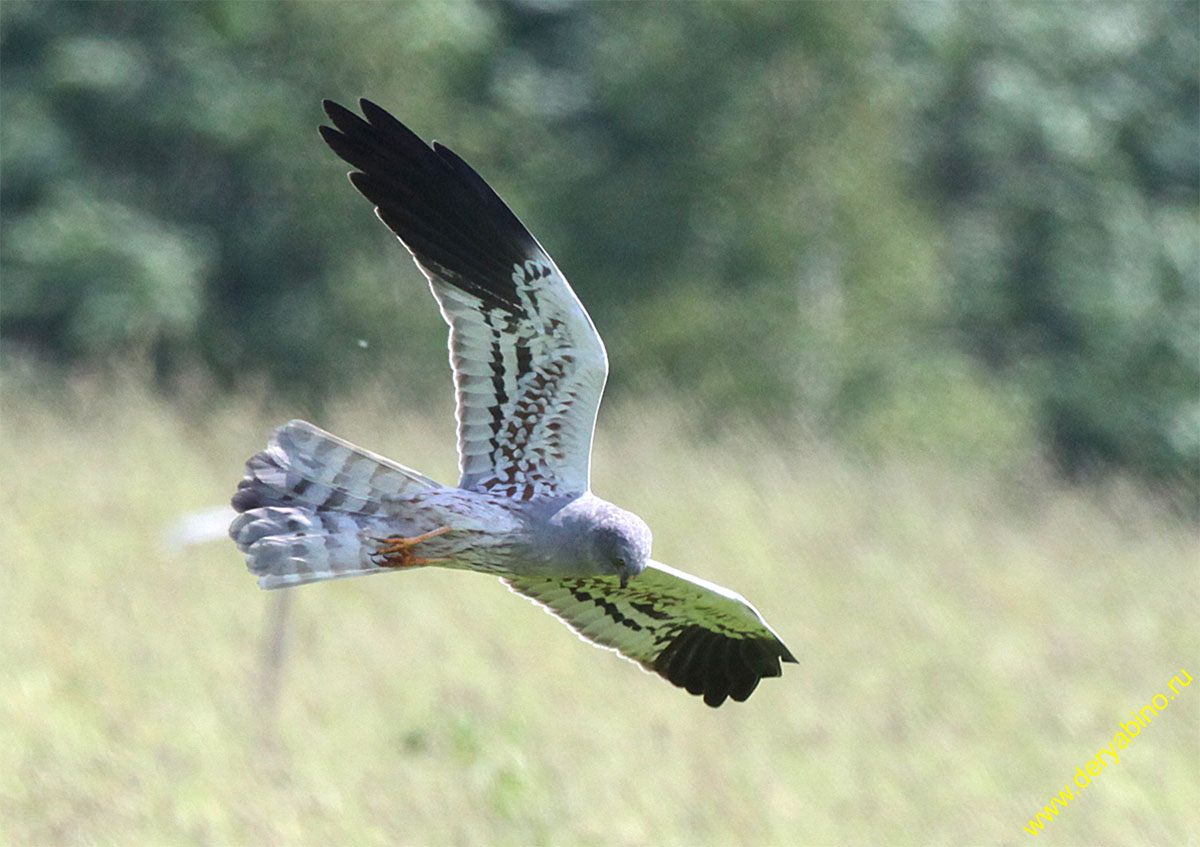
[320, 99, 607, 500]
[504, 561, 796, 707]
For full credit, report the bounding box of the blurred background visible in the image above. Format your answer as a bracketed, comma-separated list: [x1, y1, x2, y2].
[2, 2, 1197, 845]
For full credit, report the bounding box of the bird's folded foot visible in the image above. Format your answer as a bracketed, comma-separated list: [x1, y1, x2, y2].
[371, 525, 451, 567]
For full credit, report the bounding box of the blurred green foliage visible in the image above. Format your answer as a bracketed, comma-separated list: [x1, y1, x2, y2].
[2, 0, 1196, 492]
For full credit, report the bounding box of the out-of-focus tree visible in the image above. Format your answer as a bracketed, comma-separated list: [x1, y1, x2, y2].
[1, 0, 499, 406]
[456, 1, 1025, 465]
[1, 0, 1195, 494]
[893, 1, 1198, 486]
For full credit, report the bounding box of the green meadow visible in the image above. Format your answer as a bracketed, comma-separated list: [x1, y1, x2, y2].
[2, 373, 1196, 846]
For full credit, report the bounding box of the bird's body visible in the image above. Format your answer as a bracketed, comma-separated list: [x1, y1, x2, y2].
[231, 420, 647, 586]
[230, 99, 795, 706]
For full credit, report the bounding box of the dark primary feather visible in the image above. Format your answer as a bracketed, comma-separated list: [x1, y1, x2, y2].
[653, 625, 794, 707]
[320, 99, 543, 315]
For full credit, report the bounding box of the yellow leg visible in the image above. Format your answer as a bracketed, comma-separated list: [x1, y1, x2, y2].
[371, 525, 451, 568]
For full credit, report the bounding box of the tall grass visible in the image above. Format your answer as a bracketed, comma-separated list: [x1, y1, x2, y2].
[2, 372, 1196, 846]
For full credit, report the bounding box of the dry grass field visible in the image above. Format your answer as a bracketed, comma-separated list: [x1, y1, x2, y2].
[2, 372, 1197, 846]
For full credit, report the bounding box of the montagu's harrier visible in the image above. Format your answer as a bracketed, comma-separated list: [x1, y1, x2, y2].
[230, 99, 795, 707]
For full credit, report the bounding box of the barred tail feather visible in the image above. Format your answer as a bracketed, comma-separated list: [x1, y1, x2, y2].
[230, 506, 392, 589]
[230, 420, 445, 589]
[231, 419, 441, 515]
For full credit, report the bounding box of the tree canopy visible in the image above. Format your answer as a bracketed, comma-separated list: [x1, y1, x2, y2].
[2, 0, 1196, 494]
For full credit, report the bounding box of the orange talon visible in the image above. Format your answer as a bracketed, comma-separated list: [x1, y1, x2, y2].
[372, 525, 452, 568]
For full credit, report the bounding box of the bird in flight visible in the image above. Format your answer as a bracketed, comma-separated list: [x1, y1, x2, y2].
[230, 99, 795, 706]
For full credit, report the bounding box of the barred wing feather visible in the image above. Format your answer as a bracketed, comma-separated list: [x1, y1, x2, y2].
[320, 99, 607, 501]
[505, 562, 797, 707]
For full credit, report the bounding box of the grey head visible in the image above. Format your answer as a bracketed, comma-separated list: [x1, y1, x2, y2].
[545, 493, 652, 587]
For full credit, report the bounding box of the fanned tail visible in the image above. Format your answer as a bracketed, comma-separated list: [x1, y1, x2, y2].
[231, 419, 440, 514]
[229, 420, 444, 589]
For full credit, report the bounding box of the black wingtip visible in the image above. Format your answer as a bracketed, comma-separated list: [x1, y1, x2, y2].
[652, 625, 794, 708]
[316, 97, 543, 315]
[316, 123, 339, 148]
[358, 97, 393, 127]
[321, 98, 359, 131]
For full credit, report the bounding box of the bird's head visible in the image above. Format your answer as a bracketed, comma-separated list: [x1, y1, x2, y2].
[590, 508, 652, 589]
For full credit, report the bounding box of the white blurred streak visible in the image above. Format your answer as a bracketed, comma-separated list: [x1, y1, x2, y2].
[162, 505, 236, 554]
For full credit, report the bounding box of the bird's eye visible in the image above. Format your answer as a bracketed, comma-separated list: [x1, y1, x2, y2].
[612, 556, 629, 588]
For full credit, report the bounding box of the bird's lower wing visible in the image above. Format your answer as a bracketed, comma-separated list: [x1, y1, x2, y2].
[503, 561, 796, 707]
